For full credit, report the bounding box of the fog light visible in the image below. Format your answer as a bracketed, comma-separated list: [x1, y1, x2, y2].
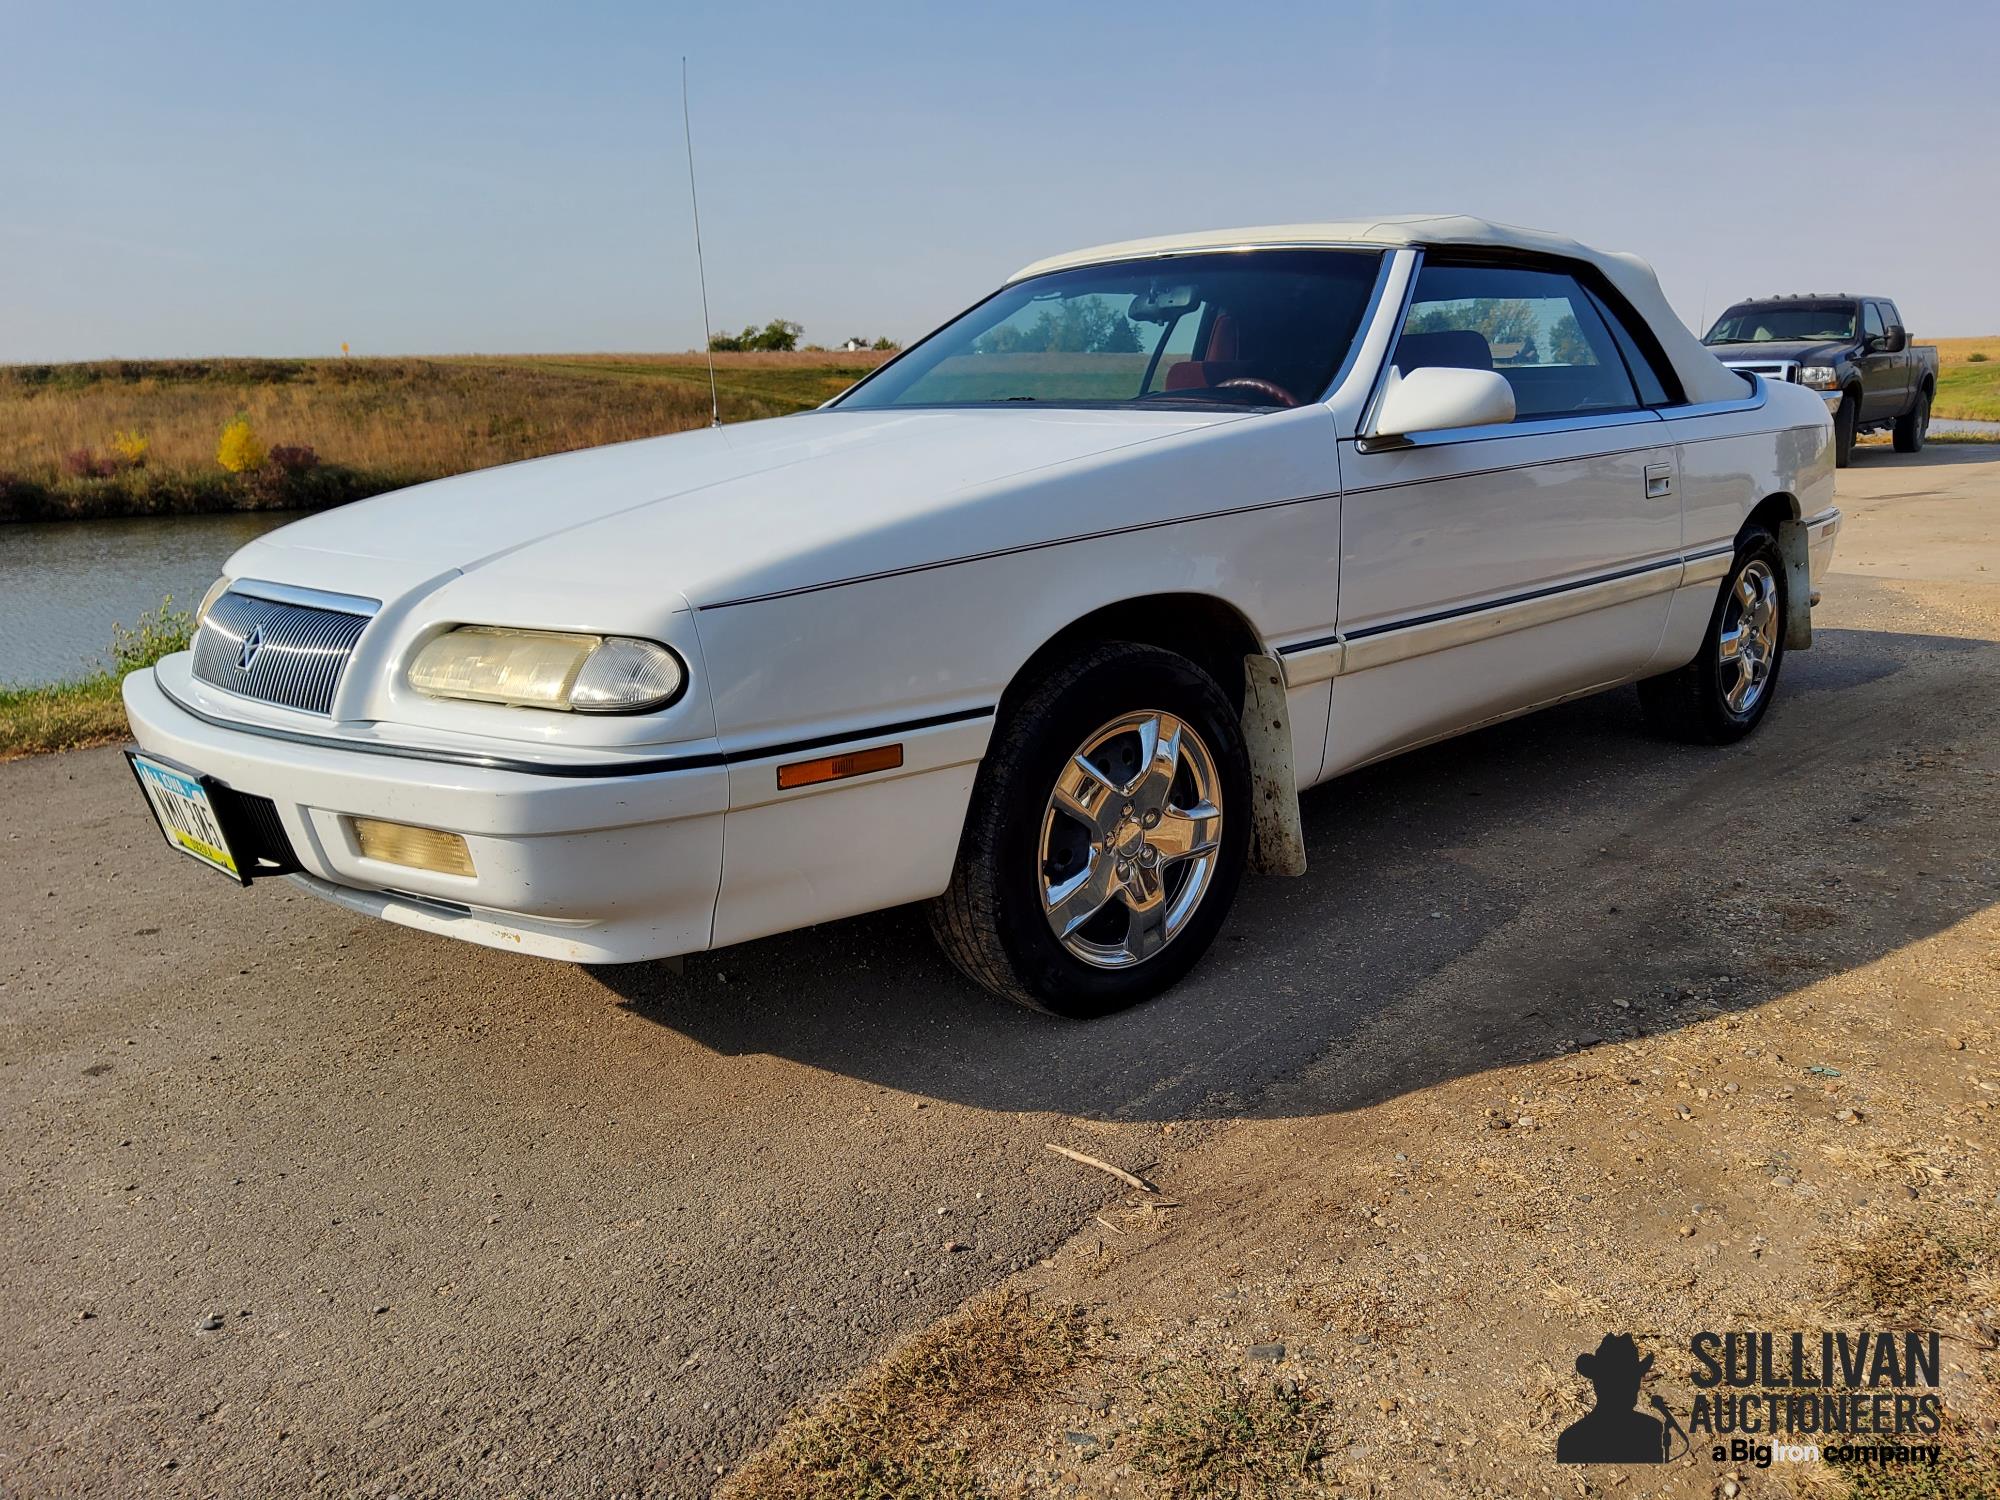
[349, 817, 475, 877]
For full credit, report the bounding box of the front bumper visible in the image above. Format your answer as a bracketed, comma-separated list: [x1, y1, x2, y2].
[123, 666, 727, 962]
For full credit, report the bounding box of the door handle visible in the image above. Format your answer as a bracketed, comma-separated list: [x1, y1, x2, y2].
[1645, 463, 1673, 498]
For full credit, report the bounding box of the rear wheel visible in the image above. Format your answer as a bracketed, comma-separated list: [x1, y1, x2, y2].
[929, 642, 1251, 1017]
[1893, 386, 1931, 452]
[1832, 390, 1859, 468]
[1638, 528, 1787, 744]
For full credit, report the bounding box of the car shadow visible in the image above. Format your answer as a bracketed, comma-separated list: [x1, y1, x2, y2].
[591, 623, 2000, 1123]
[1852, 441, 1997, 468]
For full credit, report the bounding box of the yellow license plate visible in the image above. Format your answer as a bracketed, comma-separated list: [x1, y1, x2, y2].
[128, 752, 244, 882]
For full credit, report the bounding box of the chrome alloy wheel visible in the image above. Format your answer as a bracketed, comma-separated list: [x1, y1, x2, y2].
[1037, 711, 1223, 969]
[1720, 558, 1780, 714]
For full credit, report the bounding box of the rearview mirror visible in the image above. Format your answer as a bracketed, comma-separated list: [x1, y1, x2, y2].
[1127, 285, 1197, 323]
[1366, 366, 1516, 442]
[1883, 325, 1908, 354]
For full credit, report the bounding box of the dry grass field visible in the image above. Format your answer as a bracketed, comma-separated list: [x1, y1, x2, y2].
[0, 351, 891, 522]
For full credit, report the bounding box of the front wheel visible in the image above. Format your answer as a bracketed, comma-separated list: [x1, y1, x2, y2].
[1638, 529, 1787, 744]
[1832, 390, 1859, 468]
[929, 642, 1252, 1017]
[1893, 387, 1930, 453]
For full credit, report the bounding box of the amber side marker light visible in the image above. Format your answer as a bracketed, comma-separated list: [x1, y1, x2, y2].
[776, 743, 903, 790]
[348, 817, 476, 877]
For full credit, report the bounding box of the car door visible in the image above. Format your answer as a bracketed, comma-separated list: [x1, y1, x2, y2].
[1857, 301, 1901, 421]
[1324, 258, 1680, 777]
[1878, 299, 1914, 410]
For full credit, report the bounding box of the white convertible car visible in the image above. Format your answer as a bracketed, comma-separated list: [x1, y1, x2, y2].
[125, 215, 1840, 1016]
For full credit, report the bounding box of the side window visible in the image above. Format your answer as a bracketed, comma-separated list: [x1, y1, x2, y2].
[1590, 289, 1675, 406]
[1396, 262, 1638, 420]
[1862, 302, 1886, 340]
[1881, 301, 1903, 330]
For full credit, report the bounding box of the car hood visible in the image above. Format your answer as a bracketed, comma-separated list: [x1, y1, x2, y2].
[226, 406, 1246, 606]
[1704, 338, 1853, 365]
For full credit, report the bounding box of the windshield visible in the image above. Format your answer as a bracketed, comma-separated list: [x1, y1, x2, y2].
[1704, 302, 1857, 344]
[834, 249, 1383, 410]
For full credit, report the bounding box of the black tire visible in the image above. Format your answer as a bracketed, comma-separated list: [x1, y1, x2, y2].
[929, 642, 1252, 1017]
[1893, 386, 1931, 453]
[1638, 527, 1788, 744]
[1832, 390, 1859, 468]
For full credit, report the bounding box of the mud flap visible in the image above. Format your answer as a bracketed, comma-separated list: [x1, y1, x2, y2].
[1242, 654, 1307, 877]
[1777, 517, 1814, 650]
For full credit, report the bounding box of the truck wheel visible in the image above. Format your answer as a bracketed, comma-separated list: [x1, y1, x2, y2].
[1832, 390, 1858, 468]
[929, 642, 1252, 1017]
[1638, 527, 1787, 745]
[1893, 387, 1931, 453]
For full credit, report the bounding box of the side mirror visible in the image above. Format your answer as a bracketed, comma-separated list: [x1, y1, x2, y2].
[1884, 325, 1908, 354]
[1367, 365, 1516, 442]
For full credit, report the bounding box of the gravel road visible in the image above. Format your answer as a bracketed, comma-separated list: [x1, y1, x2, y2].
[4, 446, 1995, 1497]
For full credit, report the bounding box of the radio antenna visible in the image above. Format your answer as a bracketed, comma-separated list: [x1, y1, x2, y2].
[681, 56, 721, 428]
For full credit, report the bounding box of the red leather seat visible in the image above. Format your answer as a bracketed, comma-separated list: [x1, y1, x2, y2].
[1164, 313, 1251, 390]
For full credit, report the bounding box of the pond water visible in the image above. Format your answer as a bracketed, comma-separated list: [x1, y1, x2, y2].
[1, 512, 293, 686]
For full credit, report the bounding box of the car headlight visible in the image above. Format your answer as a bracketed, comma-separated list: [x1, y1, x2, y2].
[408, 627, 686, 713]
[196, 576, 232, 626]
[1799, 365, 1839, 390]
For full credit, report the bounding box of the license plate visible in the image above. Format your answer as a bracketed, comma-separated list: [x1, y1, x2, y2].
[127, 751, 246, 883]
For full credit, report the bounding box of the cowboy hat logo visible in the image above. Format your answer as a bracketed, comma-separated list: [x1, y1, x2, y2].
[1558, 1334, 1687, 1464]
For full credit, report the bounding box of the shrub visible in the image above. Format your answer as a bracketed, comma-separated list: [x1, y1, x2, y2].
[1969, 351, 1990, 363]
[216, 417, 266, 473]
[0, 470, 49, 520]
[109, 430, 150, 467]
[710, 319, 803, 352]
[109, 597, 195, 675]
[61, 447, 118, 479]
[248, 450, 361, 509]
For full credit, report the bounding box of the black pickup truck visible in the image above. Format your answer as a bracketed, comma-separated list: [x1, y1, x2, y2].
[1702, 294, 1938, 467]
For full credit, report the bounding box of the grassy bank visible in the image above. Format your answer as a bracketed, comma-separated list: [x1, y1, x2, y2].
[7, 339, 1988, 525]
[0, 677, 129, 759]
[1929, 334, 2000, 423]
[0, 600, 189, 760]
[0, 352, 890, 522]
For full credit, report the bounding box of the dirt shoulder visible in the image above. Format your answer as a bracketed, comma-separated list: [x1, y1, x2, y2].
[731, 452, 2000, 1499]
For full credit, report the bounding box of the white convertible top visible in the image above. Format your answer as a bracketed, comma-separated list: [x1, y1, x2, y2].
[1010, 214, 1746, 406]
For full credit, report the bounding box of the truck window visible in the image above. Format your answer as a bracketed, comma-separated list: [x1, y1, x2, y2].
[1863, 302, 1886, 340]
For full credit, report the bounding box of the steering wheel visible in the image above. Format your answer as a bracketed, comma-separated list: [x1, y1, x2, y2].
[1213, 377, 1298, 408]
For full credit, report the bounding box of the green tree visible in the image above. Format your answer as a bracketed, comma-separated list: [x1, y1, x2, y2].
[1547, 312, 1596, 366]
[1406, 298, 1541, 363]
[710, 319, 802, 353]
[974, 297, 1141, 355]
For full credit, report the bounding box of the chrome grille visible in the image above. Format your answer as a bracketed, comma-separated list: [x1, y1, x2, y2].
[192, 590, 371, 715]
[1721, 360, 1799, 383]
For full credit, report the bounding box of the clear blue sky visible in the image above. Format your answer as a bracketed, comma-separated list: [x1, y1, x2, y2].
[3, 0, 1994, 361]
